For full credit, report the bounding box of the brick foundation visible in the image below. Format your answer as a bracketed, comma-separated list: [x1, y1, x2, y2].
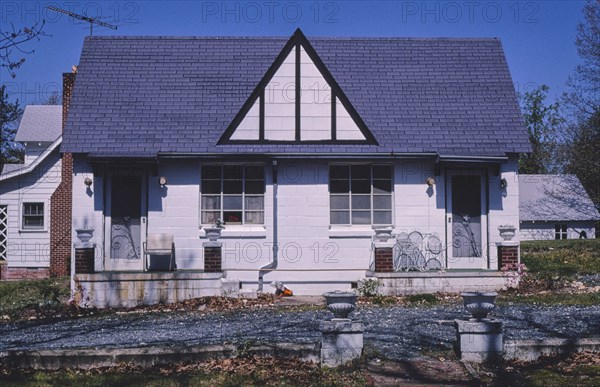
[374, 247, 394, 273]
[0, 267, 50, 280]
[498, 245, 519, 269]
[49, 72, 75, 277]
[75, 248, 95, 274]
[204, 246, 222, 273]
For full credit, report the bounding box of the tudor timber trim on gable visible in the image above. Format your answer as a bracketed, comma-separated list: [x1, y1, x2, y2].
[218, 28, 377, 145]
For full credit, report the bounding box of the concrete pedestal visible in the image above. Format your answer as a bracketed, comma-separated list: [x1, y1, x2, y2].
[320, 319, 363, 367]
[455, 319, 503, 363]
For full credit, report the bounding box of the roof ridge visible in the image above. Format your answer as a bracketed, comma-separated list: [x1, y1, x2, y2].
[84, 35, 500, 42]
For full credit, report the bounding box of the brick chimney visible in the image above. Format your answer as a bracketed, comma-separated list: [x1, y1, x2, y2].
[49, 71, 75, 277]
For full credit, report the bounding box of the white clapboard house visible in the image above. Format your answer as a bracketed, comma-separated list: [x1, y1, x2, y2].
[520, 174, 599, 240]
[0, 106, 63, 279]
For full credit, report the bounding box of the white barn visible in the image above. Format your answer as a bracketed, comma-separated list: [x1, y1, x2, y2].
[519, 174, 600, 240]
[61, 30, 531, 306]
[0, 106, 63, 279]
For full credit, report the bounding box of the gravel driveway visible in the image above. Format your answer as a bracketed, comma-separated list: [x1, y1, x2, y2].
[1, 304, 598, 360]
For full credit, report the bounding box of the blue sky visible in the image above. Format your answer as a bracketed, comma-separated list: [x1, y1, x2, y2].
[0, 0, 586, 106]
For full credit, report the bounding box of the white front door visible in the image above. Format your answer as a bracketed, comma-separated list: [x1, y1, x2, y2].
[445, 170, 488, 269]
[104, 173, 147, 271]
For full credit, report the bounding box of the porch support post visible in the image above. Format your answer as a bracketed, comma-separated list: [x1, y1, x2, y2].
[374, 240, 395, 273]
[203, 241, 222, 273]
[496, 241, 520, 270]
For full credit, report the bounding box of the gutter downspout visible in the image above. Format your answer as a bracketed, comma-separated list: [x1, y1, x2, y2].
[258, 160, 278, 292]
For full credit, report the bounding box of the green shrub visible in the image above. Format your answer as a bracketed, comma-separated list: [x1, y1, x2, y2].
[356, 279, 381, 297]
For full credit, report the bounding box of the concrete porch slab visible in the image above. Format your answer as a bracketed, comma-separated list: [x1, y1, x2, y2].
[370, 271, 511, 295]
[74, 271, 224, 308]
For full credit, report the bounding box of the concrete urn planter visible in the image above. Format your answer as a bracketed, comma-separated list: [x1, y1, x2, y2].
[204, 227, 222, 242]
[460, 292, 498, 320]
[323, 291, 358, 319]
[75, 228, 94, 243]
[373, 228, 394, 242]
[498, 225, 516, 241]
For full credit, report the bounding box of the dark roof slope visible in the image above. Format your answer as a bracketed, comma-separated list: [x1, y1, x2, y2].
[519, 174, 600, 222]
[62, 33, 530, 157]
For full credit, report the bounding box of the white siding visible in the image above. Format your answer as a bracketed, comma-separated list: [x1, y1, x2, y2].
[71, 157, 104, 270]
[520, 221, 596, 240]
[23, 143, 52, 165]
[229, 45, 365, 143]
[488, 156, 521, 266]
[74, 157, 523, 294]
[299, 47, 331, 140]
[264, 50, 296, 140]
[147, 160, 202, 269]
[230, 98, 260, 140]
[0, 149, 61, 268]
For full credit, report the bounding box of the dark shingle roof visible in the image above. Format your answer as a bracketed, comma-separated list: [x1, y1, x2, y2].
[519, 174, 600, 222]
[62, 33, 530, 157]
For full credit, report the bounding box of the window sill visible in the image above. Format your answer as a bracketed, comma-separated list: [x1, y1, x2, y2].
[200, 225, 267, 239]
[19, 229, 48, 234]
[328, 226, 377, 238]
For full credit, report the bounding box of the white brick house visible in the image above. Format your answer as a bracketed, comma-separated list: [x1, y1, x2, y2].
[62, 30, 530, 306]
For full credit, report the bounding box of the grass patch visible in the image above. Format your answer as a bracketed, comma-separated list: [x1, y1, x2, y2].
[0, 278, 70, 316]
[405, 293, 438, 305]
[0, 356, 367, 387]
[521, 239, 600, 276]
[498, 291, 600, 306]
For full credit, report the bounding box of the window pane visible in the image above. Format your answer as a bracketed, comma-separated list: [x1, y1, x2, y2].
[351, 211, 371, 224]
[223, 196, 243, 209]
[201, 211, 219, 224]
[245, 196, 264, 210]
[201, 196, 221, 210]
[246, 180, 264, 194]
[223, 165, 243, 179]
[352, 165, 370, 179]
[330, 180, 349, 193]
[331, 211, 350, 224]
[202, 180, 221, 194]
[373, 211, 392, 225]
[352, 179, 370, 194]
[245, 165, 264, 180]
[224, 211, 242, 224]
[351, 195, 371, 210]
[223, 179, 243, 194]
[373, 195, 392, 210]
[330, 195, 349, 210]
[373, 165, 392, 179]
[561, 224, 567, 232]
[330, 165, 349, 179]
[373, 179, 392, 194]
[245, 211, 264, 224]
[24, 216, 43, 228]
[202, 165, 221, 179]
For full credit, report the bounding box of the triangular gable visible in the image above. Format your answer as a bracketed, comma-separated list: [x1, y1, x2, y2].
[220, 29, 377, 144]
